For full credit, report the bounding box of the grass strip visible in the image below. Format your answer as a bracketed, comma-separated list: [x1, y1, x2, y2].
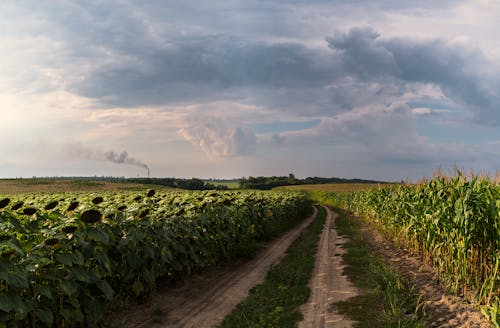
[331, 207, 427, 328]
[219, 205, 327, 328]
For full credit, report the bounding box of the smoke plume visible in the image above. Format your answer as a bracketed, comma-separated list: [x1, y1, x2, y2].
[104, 150, 148, 169]
[66, 144, 149, 176]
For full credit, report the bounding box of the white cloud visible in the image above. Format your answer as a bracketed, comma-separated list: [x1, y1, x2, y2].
[178, 115, 257, 158]
[411, 107, 446, 116]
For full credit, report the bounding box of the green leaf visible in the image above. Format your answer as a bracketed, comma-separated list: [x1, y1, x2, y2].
[82, 297, 106, 322]
[71, 266, 99, 284]
[0, 293, 16, 312]
[62, 306, 84, 323]
[58, 280, 77, 296]
[35, 308, 53, 325]
[127, 252, 143, 269]
[55, 253, 74, 267]
[72, 250, 85, 266]
[0, 241, 23, 257]
[130, 230, 146, 243]
[86, 229, 109, 244]
[97, 280, 115, 301]
[0, 269, 9, 283]
[95, 252, 112, 273]
[142, 268, 155, 287]
[171, 259, 183, 271]
[0, 270, 28, 289]
[132, 279, 144, 297]
[173, 242, 186, 254]
[0, 293, 27, 314]
[142, 245, 155, 259]
[36, 285, 54, 300]
[132, 278, 144, 297]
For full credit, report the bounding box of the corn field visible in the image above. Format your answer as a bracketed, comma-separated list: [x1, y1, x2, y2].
[0, 189, 311, 327]
[310, 175, 500, 324]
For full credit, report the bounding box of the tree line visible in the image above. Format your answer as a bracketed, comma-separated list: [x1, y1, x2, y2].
[238, 174, 386, 190]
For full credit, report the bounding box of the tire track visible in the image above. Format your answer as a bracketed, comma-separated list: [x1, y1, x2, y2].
[120, 206, 318, 328]
[299, 206, 358, 328]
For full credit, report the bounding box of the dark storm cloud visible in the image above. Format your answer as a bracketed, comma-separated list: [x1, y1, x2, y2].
[71, 24, 500, 124]
[327, 27, 400, 78]
[14, 2, 498, 124]
[327, 27, 500, 124]
[71, 35, 339, 107]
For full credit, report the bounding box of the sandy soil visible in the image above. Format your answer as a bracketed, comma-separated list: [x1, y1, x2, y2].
[359, 215, 491, 328]
[299, 206, 358, 328]
[116, 207, 318, 328]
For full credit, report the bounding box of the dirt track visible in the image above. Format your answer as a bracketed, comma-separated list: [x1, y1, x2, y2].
[299, 207, 490, 328]
[299, 206, 358, 328]
[115, 206, 490, 328]
[120, 207, 318, 328]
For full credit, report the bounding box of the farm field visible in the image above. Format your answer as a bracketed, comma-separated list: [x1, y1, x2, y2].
[311, 175, 499, 327]
[204, 180, 240, 189]
[0, 179, 165, 194]
[277, 182, 389, 192]
[0, 188, 310, 326]
[0, 175, 498, 327]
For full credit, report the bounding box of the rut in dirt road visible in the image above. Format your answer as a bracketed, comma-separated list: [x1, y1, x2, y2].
[121, 207, 318, 328]
[299, 206, 358, 328]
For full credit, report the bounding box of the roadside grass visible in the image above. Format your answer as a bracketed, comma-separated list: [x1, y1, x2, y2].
[219, 206, 327, 328]
[332, 208, 427, 328]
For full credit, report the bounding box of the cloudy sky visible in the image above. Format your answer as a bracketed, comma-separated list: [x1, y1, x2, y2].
[1, 1, 499, 181]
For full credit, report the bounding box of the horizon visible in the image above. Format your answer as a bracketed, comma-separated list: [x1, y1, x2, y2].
[0, 174, 390, 182]
[1, 1, 499, 181]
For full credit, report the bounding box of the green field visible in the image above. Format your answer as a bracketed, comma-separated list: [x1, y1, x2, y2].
[2, 175, 498, 326]
[0, 178, 170, 194]
[206, 180, 240, 189]
[277, 182, 389, 192]
[310, 175, 500, 325]
[0, 188, 310, 326]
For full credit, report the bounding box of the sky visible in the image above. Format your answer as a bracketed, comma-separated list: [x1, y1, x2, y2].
[1, 0, 500, 181]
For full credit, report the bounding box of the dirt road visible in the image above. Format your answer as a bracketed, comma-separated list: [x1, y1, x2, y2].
[114, 204, 492, 328]
[120, 207, 318, 328]
[299, 206, 358, 328]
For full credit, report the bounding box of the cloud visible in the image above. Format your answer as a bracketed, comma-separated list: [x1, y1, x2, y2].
[5, 2, 499, 123]
[411, 107, 444, 116]
[178, 115, 257, 158]
[278, 103, 427, 148]
[271, 102, 492, 168]
[62, 21, 500, 126]
[69, 36, 338, 108]
[327, 27, 500, 124]
[327, 27, 400, 78]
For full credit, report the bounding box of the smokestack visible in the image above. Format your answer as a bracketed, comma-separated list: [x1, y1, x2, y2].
[147, 167, 150, 178]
